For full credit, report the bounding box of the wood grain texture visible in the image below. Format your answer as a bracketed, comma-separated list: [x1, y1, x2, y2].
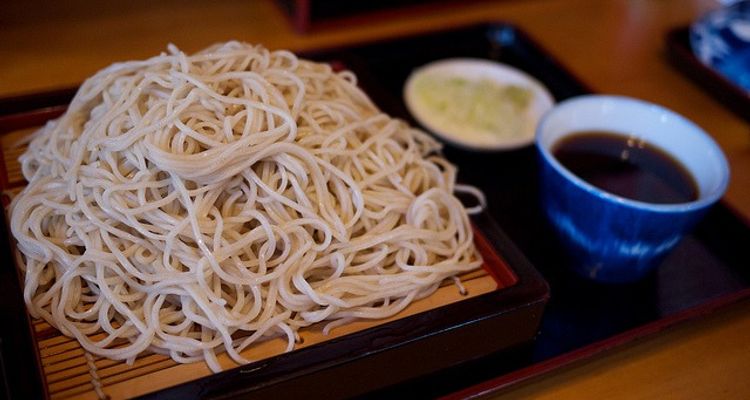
[490, 298, 750, 400]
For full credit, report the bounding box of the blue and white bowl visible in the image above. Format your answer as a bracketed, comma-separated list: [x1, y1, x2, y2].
[690, 1, 750, 92]
[536, 95, 730, 283]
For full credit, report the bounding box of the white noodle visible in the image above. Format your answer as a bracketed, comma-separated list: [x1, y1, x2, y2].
[10, 42, 483, 372]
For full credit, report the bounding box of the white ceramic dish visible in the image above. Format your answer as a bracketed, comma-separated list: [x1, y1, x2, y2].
[403, 58, 554, 151]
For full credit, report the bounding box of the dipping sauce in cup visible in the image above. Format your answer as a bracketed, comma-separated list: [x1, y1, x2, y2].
[536, 95, 730, 283]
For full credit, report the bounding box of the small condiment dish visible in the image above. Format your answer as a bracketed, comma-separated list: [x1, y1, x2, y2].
[404, 58, 554, 151]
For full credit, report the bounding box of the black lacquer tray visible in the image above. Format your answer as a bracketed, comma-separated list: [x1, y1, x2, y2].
[153, 22, 750, 399]
[336, 22, 750, 399]
[1, 21, 749, 400]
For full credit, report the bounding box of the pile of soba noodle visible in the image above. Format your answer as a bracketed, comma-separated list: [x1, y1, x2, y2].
[10, 42, 483, 372]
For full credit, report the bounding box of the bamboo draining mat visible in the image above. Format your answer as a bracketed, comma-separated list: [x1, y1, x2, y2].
[1, 125, 500, 400]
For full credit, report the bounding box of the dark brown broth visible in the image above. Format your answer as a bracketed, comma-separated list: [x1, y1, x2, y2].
[552, 131, 699, 204]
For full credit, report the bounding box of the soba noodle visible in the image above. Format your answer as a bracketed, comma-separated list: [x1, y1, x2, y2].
[9, 42, 483, 372]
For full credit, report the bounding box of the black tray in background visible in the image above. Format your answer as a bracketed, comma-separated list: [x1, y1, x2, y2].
[666, 26, 750, 124]
[273, 0, 492, 32]
[303, 22, 750, 398]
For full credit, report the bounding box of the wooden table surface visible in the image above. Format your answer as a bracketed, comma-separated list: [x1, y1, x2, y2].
[2, 0, 749, 399]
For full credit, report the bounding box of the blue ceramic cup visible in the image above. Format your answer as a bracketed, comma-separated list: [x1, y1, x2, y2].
[536, 95, 730, 283]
